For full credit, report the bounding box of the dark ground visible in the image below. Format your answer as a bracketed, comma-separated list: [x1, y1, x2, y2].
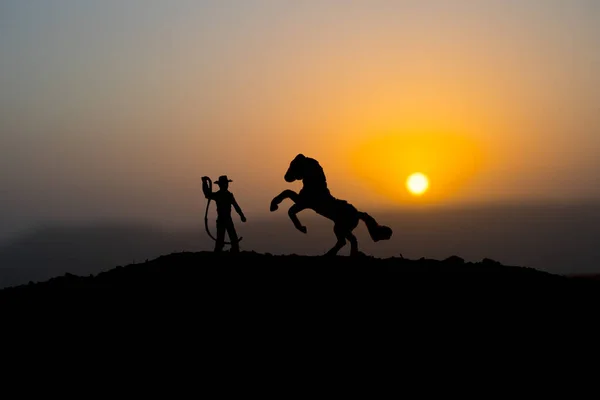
[3, 251, 599, 315]
[2, 251, 598, 374]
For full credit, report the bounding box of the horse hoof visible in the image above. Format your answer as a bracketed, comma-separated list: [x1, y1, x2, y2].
[270, 203, 279, 212]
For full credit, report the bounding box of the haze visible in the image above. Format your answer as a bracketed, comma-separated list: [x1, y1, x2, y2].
[1, 1, 599, 280]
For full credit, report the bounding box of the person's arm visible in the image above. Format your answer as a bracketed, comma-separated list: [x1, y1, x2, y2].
[232, 195, 246, 222]
[202, 177, 215, 199]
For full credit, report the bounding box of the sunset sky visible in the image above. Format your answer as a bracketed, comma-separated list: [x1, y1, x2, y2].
[1, 0, 599, 237]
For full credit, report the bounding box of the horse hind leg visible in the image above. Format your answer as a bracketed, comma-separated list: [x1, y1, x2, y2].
[347, 232, 359, 256]
[325, 224, 348, 256]
[343, 207, 360, 256]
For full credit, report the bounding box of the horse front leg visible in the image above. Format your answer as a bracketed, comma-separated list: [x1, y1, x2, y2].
[270, 189, 299, 212]
[288, 203, 308, 233]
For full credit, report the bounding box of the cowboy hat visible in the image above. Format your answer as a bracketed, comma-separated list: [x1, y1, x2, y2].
[214, 175, 233, 185]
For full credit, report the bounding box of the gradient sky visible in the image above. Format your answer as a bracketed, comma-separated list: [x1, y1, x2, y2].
[1, 0, 599, 238]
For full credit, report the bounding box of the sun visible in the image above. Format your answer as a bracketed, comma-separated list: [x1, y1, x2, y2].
[406, 172, 429, 196]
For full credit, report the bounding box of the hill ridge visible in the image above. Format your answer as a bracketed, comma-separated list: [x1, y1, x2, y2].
[1, 250, 590, 302]
[3, 251, 600, 338]
[0, 249, 561, 293]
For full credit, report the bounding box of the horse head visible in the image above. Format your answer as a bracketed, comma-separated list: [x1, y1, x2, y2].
[285, 154, 306, 182]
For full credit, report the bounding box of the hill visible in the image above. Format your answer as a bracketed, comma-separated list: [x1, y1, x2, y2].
[3, 251, 600, 360]
[2, 251, 599, 312]
[3, 201, 600, 289]
[0, 203, 600, 289]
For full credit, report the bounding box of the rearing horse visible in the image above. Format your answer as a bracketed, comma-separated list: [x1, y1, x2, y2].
[270, 154, 393, 256]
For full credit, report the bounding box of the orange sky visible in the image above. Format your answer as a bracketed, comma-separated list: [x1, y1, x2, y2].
[1, 1, 599, 232]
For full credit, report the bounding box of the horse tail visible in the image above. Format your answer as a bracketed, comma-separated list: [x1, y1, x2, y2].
[357, 212, 393, 242]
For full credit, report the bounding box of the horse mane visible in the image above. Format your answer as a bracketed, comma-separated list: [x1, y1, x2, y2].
[297, 156, 327, 184]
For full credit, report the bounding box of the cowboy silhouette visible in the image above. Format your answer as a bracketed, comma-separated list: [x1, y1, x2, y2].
[202, 175, 246, 253]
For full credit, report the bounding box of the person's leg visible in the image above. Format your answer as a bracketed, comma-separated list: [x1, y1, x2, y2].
[214, 220, 226, 252]
[227, 221, 240, 253]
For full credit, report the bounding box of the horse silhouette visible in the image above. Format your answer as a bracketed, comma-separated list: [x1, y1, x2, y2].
[270, 154, 393, 256]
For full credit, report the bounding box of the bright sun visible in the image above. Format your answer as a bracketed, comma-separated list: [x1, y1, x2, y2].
[406, 172, 429, 196]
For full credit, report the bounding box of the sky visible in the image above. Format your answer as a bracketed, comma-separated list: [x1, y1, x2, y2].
[1, 0, 600, 240]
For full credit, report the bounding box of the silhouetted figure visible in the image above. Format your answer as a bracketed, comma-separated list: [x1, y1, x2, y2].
[202, 175, 246, 253]
[270, 154, 393, 256]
